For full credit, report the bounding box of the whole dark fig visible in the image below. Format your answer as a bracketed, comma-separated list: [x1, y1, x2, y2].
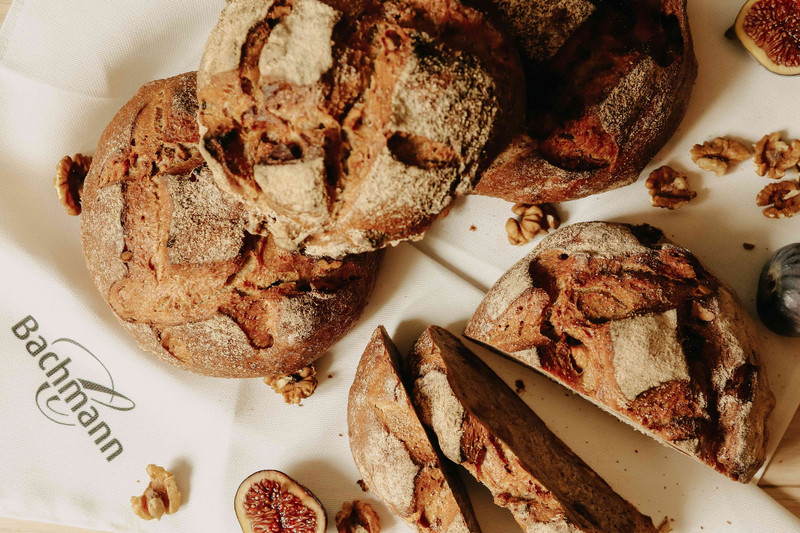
[757, 244, 800, 337]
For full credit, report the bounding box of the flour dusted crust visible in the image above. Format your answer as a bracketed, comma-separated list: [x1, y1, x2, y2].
[465, 222, 775, 482]
[410, 326, 657, 533]
[80, 72, 380, 378]
[474, 0, 697, 203]
[347, 326, 480, 533]
[197, 0, 524, 258]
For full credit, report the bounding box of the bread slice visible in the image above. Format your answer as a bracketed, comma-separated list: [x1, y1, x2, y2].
[409, 325, 657, 533]
[348, 326, 481, 533]
[465, 222, 775, 483]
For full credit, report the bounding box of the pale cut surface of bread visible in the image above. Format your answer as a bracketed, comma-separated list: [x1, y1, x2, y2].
[409, 326, 657, 533]
[80, 72, 381, 378]
[473, 0, 697, 204]
[348, 326, 481, 533]
[197, 0, 524, 258]
[465, 222, 775, 483]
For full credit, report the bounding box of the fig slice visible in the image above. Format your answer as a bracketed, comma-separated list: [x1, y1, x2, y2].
[234, 470, 327, 533]
[735, 0, 800, 75]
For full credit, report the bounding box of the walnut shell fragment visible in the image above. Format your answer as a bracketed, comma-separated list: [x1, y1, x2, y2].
[131, 464, 182, 521]
[336, 500, 381, 533]
[756, 180, 800, 218]
[54, 153, 92, 215]
[754, 133, 800, 179]
[689, 137, 751, 176]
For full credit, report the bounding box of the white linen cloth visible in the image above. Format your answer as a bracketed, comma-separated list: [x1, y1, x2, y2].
[1, 1, 799, 532]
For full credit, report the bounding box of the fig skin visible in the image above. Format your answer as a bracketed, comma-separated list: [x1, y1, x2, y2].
[735, 0, 800, 75]
[234, 470, 327, 533]
[757, 244, 800, 337]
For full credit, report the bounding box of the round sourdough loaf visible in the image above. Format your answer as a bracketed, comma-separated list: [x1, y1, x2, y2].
[465, 222, 775, 483]
[474, 0, 697, 203]
[197, 0, 524, 258]
[80, 72, 380, 378]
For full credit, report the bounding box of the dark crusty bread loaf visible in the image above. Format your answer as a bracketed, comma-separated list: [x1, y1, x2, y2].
[473, 0, 697, 203]
[197, 0, 524, 258]
[410, 326, 657, 533]
[348, 326, 481, 533]
[80, 72, 380, 378]
[465, 222, 775, 482]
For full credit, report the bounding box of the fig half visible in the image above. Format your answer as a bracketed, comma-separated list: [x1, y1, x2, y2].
[757, 243, 800, 337]
[234, 470, 327, 533]
[735, 0, 800, 75]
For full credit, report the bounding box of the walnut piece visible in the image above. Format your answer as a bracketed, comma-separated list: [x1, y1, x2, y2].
[54, 153, 92, 216]
[689, 137, 751, 176]
[265, 364, 318, 404]
[336, 500, 381, 533]
[645, 166, 697, 209]
[756, 181, 800, 218]
[506, 203, 561, 246]
[754, 133, 800, 180]
[131, 464, 181, 521]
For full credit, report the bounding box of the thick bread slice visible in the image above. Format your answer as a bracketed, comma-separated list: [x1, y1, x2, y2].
[348, 326, 481, 533]
[465, 222, 775, 483]
[409, 325, 656, 533]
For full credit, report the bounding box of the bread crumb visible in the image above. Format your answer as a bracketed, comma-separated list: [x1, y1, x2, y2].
[356, 479, 368, 492]
[514, 379, 525, 393]
[743, 243, 755, 250]
[469, 225, 477, 231]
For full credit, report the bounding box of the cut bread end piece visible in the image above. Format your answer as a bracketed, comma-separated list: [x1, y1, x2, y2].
[463, 222, 774, 483]
[347, 325, 481, 533]
[409, 325, 657, 533]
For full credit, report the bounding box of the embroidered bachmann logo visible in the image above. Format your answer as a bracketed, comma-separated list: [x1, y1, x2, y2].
[11, 315, 134, 461]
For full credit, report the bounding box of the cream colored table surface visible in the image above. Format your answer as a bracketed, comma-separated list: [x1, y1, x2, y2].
[1, 0, 799, 531]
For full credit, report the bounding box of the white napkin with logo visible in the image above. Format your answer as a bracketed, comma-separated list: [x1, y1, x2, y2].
[1, 1, 800, 533]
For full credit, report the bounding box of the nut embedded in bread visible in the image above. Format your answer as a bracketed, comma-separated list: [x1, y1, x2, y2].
[474, 0, 697, 204]
[197, 0, 524, 258]
[347, 326, 481, 533]
[79, 72, 381, 378]
[465, 222, 775, 482]
[409, 326, 657, 533]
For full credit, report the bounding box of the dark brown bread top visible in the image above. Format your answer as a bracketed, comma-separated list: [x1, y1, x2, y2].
[197, 0, 524, 258]
[80, 72, 380, 378]
[473, 0, 697, 203]
[410, 326, 657, 533]
[465, 222, 775, 482]
[348, 326, 481, 533]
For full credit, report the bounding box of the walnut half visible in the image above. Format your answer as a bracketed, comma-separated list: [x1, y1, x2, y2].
[645, 166, 696, 209]
[54, 153, 92, 216]
[336, 500, 381, 533]
[131, 464, 182, 521]
[756, 181, 800, 218]
[506, 203, 560, 246]
[690, 137, 751, 176]
[265, 364, 318, 404]
[754, 133, 800, 180]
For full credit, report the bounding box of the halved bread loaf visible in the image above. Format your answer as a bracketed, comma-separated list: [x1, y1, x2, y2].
[465, 222, 775, 482]
[410, 325, 657, 533]
[348, 326, 481, 533]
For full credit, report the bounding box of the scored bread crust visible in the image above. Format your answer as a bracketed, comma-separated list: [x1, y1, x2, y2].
[348, 326, 481, 533]
[197, 0, 525, 258]
[80, 72, 381, 378]
[410, 326, 657, 533]
[465, 222, 775, 483]
[473, 0, 697, 203]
